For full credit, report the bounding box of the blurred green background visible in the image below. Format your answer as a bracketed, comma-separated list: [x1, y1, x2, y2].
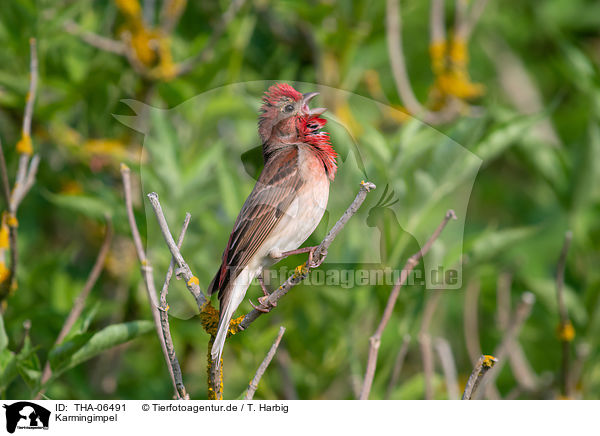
[0, 0, 598, 400]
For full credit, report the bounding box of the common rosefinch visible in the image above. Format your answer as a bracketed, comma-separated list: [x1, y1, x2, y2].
[207, 83, 338, 365]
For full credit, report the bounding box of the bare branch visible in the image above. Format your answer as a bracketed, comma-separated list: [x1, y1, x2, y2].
[385, 334, 410, 399]
[238, 181, 377, 330]
[496, 272, 539, 392]
[1, 39, 40, 301]
[454, 0, 469, 41]
[244, 326, 286, 400]
[63, 20, 126, 55]
[478, 292, 536, 399]
[22, 40, 38, 144]
[277, 346, 299, 400]
[11, 154, 40, 211]
[462, 354, 497, 400]
[463, 278, 481, 364]
[430, 0, 445, 45]
[359, 209, 457, 400]
[571, 342, 590, 396]
[463, 0, 490, 39]
[146, 192, 207, 309]
[419, 292, 441, 400]
[120, 164, 179, 397]
[158, 213, 191, 400]
[36, 216, 113, 398]
[434, 337, 460, 400]
[386, 0, 459, 124]
[160, 0, 187, 34]
[496, 272, 511, 331]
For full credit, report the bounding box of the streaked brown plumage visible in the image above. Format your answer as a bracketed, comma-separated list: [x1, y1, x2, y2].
[207, 84, 337, 365]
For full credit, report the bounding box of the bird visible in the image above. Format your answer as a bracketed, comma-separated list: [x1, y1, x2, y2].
[207, 83, 338, 366]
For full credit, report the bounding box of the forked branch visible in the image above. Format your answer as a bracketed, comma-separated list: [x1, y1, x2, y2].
[359, 209, 457, 400]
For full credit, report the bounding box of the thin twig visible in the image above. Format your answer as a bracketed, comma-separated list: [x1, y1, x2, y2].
[244, 326, 286, 400]
[160, 0, 187, 34]
[385, 334, 410, 399]
[22, 38, 37, 146]
[497, 272, 539, 391]
[1, 39, 40, 301]
[359, 209, 457, 400]
[277, 345, 299, 400]
[386, 0, 459, 124]
[463, 278, 481, 364]
[434, 337, 460, 400]
[570, 342, 589, 396]
[238, 181, 377, 330]
[14, 38, 38, 194]
[556, 230, 573, 398]
[120, 164, 178, 397]
[478, 292, 536, 399]
[419, 292, 441, 400]
[36, 216, 113, 398]
[146, 193, 207, 309]
[158, 213, 191, 400]
[454, 0, 469, 40]
[63, 20, 126, 55]
[463, 0, 490, 39]
[430, 0, 445, 45]
[461, 354, 497, 400]
[496, 272, 511, 331]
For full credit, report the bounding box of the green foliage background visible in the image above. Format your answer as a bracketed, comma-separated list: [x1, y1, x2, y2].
[0, 0, 599, 400]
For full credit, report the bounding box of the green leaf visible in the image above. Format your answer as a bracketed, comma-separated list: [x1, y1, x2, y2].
[16, 334, 41, 390]
[49, 320, 153, 379]
[467, 226, 539, 263]
[475, 114, 542, 163]
[43, 191, 114, 220]
[0, 349, 18, 392]
[48, 332, 93, 375]
[64, 301, 101, 341]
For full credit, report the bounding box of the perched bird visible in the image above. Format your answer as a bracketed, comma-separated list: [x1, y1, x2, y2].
[207, 83, 338, 365]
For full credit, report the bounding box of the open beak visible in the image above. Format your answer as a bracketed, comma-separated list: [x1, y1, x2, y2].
[301, 92, 327, 116]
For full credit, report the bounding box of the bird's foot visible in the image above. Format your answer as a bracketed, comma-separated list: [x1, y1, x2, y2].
[273, 245, 319, 260]
[249, 297, 273, 313]
[258, 294, 276, 308]
[308, 247, 327, 269]
[257, 273, 269, 297]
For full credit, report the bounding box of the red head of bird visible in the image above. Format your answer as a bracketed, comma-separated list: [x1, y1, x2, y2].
[258, 83, 326, 154]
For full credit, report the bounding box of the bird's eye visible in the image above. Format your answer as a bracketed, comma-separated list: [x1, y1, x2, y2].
[284, 104, 294, 113]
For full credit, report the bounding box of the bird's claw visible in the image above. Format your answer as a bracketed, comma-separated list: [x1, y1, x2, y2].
[249, 299, 271, 313]
[258, 295, 276, 307]
[308, 247, 327, 268]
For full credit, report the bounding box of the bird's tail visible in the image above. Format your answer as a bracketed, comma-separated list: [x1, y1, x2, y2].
[211, 283, 247, 369]
[211, 307, 233, 369]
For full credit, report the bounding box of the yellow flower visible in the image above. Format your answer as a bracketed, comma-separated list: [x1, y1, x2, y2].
[557, 321, 575, 342]
[16, 133, 33, 155]
[115, 0, 142, 19]
[0, 261, 9, 283]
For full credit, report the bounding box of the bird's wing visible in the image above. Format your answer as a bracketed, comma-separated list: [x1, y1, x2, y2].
[208, 147, 304, 305]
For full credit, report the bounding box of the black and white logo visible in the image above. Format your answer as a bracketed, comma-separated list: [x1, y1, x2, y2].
[2, 402, 50, 433]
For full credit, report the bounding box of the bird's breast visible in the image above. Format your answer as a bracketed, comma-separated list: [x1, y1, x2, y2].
[257, 147, 330, 268]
